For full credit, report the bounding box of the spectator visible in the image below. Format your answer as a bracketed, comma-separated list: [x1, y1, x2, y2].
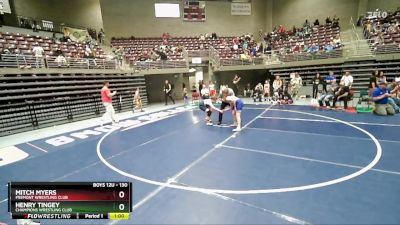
[292, 25, 297, 34]
[332, 84, 350, 110]
[98, 29, 105, 45]
[264, 79, 270, 100]
[209, 81, 216, 97]
[273, 75, 283, 96]
[372, 81, 395, 116]
[332, 15, 340, 28]
[340, 71, 353, 88]
[326, 16, 332, 24]
[324, 42, 334, 52]
[332, 35, 342, 48]
[324, 71, 336, 93]
[307, 43, 319, 53]
[314, 19, 320, 26]
[219, 83, 227, 95]
[377, 70, 387, 83]
[312, 73, 323, 98]
[292, 43, 300, 53]
[377, 31, 385, 45]
[232, 74, 241, 96]
[114, 47, 124, 69]
[290, 72, 303, 100]
[84, 45, 97, 67]
[244, 83, 253, 97]
[253, 83, 263, 102]
[157, 50, 168, 61]
[319, 80, 338, 107]
[199, 34, 206, 41]
[53, 48, 68, 67]
[278, 25, 285, 34]
[32, 44, 45, 68]
[240, 49, 251, 61]
[303, 19, 311, 28]
[368, 71, 378, 95]
[389, 78, 400, 112]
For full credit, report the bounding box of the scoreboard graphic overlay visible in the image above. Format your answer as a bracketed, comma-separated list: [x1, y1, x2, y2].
[8, 182, 132, 220]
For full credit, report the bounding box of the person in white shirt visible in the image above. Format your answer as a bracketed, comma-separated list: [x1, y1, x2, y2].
[209, 81, 216, 97]
[340, 71, 353, 88]
[272, 76, 283, 100]
[32, 45, 45, 68]
[263, 79, 270, 101]
[290, 73, 303, 99]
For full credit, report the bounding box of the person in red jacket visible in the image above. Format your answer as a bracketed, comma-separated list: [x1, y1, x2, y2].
[101, 81, 119, 125]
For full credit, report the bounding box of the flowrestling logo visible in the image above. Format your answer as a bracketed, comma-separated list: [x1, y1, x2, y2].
[45, 107, 190, 147]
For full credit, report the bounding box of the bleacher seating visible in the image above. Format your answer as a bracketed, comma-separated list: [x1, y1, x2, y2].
[362, 10, 400, 54]
[0, 32, 106, 58]
[271, 25, 341, 52]
[0, 72, 147, 136]
[111, 36, 266, 64]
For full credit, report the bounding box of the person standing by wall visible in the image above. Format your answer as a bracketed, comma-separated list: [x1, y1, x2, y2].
[368, 71, 378, 96]
[290, 72, 303, 100]
[312, 73, 323, 99]
[164, 80, 175, 105]
[324, 71, 336, 93]
[232, 74, 241, 96]
[32, 44, 45, 68]
[272, 75, 283, 99]
[101, 81, 118, 125]
[182, 83, 188, 106]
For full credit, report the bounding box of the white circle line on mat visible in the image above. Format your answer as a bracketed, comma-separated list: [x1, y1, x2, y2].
[97, 109, 382, 194]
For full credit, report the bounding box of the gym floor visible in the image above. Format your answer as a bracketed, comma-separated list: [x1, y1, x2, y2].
[1, 101, 399, 225]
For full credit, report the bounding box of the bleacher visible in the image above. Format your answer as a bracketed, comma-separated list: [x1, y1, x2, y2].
[362, 10, 400, 54]
[0, 31, 117, 69]
[271, 25, 340, 51]
[0, 72, 147, 136]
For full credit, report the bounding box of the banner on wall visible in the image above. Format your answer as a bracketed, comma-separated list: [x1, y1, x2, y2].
[231, 2, 252, 16]
[0, 0, 12, 14]
[63, 27, 89, 43]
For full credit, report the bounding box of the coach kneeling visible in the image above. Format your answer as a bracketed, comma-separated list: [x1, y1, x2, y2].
[372, 81, 395, 116]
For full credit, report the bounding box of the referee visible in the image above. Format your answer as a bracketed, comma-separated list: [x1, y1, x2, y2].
[217, 87, 235, 125]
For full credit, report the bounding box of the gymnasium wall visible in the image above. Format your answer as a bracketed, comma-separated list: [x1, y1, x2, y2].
[271, 0, 359, 30]
[10, 0, 104, 30]
[99, 0, 267, 38]
[366, 0, 399, 12]
[145, 73, 188, 103]
[214, 70, 269, 95]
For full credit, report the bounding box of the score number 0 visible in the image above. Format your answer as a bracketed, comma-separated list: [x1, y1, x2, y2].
[118, 191, 126, 211]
